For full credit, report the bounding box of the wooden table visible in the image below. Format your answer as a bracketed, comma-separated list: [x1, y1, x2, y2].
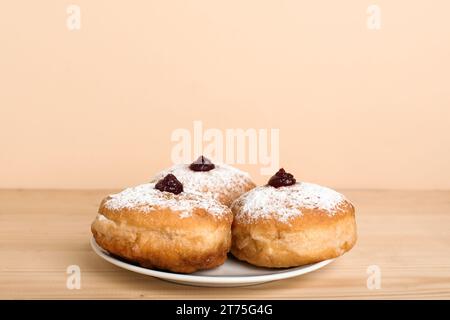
[1, 189, 449, 299]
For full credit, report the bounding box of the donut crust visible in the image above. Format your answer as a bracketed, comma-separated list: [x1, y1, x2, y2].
[92, 198, 233, 274]
[211, 181, 255, 207]
[231, 201, 357, 268]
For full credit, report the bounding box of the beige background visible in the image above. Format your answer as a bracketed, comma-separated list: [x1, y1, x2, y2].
[1, 1, 449, 189]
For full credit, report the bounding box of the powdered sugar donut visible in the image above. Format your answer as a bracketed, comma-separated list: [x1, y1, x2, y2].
[91, 174, 233, 273]
[231, 169, 357, 268]
[151, 156, 256, 206]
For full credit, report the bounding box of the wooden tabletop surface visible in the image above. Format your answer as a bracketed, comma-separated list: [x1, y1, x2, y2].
[1, 189, 449, 299]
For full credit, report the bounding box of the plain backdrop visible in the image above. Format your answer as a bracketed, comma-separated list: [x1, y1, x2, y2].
[1, 1, 449, 189]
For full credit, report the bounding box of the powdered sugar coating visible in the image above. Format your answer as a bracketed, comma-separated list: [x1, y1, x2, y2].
[152, 163, 255, 205]
[102, 183, 229, 219]
[232, 182, 349, 223]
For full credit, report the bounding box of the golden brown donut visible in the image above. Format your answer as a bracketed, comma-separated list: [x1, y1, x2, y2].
[91, 181, 233, 273]
[231, 181, 357, 268]
[152, 159, 256, 206]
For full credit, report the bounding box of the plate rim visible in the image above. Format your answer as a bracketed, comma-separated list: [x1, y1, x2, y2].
[90, 237, 334, 284]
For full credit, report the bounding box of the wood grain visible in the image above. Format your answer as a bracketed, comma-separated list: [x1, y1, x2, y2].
[0, 189, 449, 299]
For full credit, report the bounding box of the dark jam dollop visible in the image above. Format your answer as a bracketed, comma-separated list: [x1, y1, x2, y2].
[189, 155, 215, 172]
[268, 168, 296, 188]
[155, 174, 184, 195]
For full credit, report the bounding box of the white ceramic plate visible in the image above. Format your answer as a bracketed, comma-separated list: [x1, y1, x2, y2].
[91, 238, 334, 287]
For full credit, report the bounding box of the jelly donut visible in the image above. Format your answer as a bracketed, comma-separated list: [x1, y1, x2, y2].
[230, 169, 357, 268]
[152, 156, 256, 206]
[91, 174, 233, 273]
